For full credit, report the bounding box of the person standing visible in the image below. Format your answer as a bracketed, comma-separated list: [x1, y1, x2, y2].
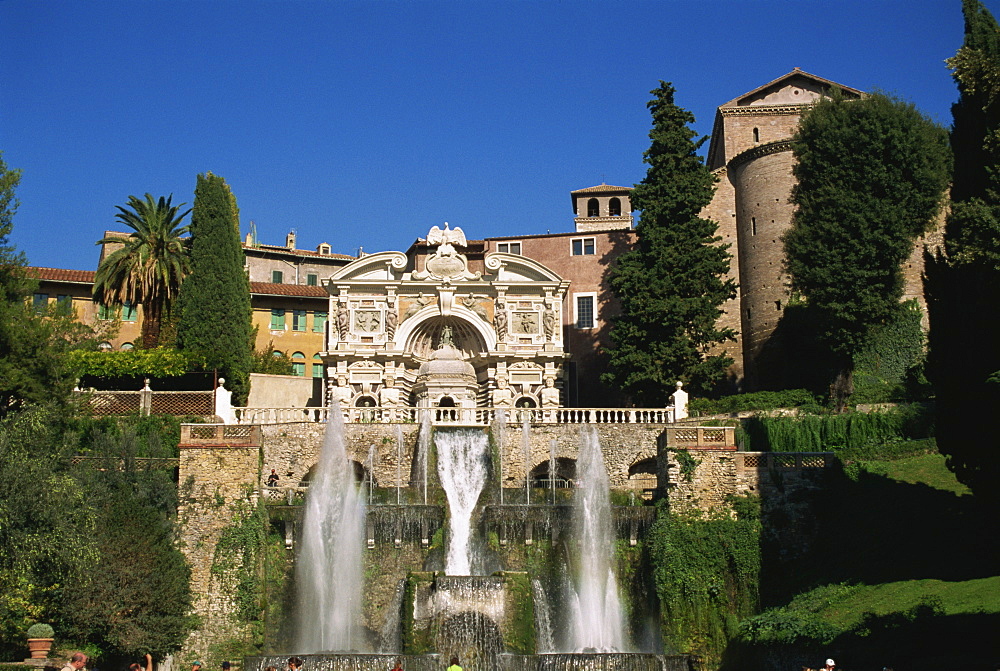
[62, 653, 87, 671]
[128, 654, 152, 671]
[446, 658, 462, 671]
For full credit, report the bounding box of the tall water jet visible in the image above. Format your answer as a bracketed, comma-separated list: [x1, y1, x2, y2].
[436, 429, 489, 575]
[296, 410, 368, 652]
[493, 409, 507, 505]
[521, 415, 531, 503]
[567, 427, 629, 652]
[417, 409, 432, 505]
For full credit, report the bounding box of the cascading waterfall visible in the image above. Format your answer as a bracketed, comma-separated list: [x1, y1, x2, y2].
[566, 427, 629, 652]
[435, 429, 489, 575]
[296, 410, 368, 652]
[532, 579, 555, 653]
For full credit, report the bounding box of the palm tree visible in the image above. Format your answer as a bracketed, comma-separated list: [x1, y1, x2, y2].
[93, 194, 191, 348]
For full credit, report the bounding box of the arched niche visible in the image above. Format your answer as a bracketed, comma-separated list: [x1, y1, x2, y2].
[403, 314, 491, 360]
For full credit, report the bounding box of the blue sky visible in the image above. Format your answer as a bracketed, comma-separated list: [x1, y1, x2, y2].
[1, 0, 988, 270]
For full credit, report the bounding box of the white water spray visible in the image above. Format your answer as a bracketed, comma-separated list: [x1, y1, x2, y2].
[436, 429, 489, 575]
[296, 410, 367, 652]
[567, 427, 629, 652]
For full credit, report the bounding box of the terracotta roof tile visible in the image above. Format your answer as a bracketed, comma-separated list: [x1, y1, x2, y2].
[27, 267, 96, 283]
[570, 184, 632, 194]
[250, 282, 328, 298]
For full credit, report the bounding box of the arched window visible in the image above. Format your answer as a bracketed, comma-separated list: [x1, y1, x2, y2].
[438, 396, 456, 407]
[272, 350, 285, 358]
[98, 341, 113, 351]
[587, 198, 600, 217]
[609, 197, 622, 216]
[312, 354, 324, 378]
[291, 351, 306, 376]
[356, 396, 376, 407]
[515, 397, 536, 408]
[753, 127, 760, 143]
[120, 342, 134, 351]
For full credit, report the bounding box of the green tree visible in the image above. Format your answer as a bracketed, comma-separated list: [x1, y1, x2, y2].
[0, 153, 98, 415]
[925, 0, 1000, 505]
[784, 92, 950, 408]
[177, 173, 253, 405]
[94, 194, 191, 349]
[603, 82, 737, 403]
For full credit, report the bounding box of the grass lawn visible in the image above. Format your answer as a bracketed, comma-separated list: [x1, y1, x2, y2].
[858, 451, 972, 496]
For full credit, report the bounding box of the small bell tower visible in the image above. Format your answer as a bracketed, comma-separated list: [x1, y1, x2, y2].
[570, 184, 633, 232]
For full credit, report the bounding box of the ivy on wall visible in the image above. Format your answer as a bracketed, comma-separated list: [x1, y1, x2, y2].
[648, 496, 761, 668]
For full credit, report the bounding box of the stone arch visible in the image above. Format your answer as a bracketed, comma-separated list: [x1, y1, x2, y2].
[609, 197, 622, 216]
[530, 457, 577, 488]
[299, 460, 367, 487]
[402, 313, 491, 360]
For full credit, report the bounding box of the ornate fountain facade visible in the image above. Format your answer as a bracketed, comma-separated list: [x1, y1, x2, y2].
[321, 224, 569, 412]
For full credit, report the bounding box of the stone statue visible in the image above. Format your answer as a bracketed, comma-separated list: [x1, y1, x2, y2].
[494, 301, 508, 340]
[491, 376, 513, 408]
[385, 307, 398, 340]
[403, 293, 432, 321]
[337, 303, 350, 340]
[379, 377, 400, 408]
[541, 376, 560, 407]
[439, 325, 455, 349]
[462, 294, 489, 321]
[331, 375, 352, 406]
[543, 306, 557, 340]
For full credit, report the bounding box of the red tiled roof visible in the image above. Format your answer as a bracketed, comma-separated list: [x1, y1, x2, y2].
[244, 243, 354, 260]
[570, 184, 632, 194]
[26, 267, 96, 283]
[250, 282, 328, 298]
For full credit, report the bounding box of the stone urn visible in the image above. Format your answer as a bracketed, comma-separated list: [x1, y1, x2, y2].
[26, 623, 54, 659]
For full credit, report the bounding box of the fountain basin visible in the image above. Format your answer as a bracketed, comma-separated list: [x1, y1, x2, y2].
[245, 653, 694, 671]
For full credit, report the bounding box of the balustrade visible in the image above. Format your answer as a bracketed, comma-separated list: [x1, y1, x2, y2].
[230, 406, 677, 426]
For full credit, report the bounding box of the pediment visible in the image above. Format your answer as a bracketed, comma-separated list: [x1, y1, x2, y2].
[722, 69, 863, 108]
[485, 253, 564, 283]
[328, 251, 408, 282]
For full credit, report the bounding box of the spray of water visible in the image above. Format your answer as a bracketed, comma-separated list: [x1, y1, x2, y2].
[436, 429, 489, 575]
[521, 415, 532, 503]
[567, 427, 629, 652]
[296, 410, 368, 652]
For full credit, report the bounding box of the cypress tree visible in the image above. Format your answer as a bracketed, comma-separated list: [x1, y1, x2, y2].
[784, 92, 950, 408]
[925, 0, 1000, 505]
[177, 173, 253, 405]
[602, 81, 737, 404]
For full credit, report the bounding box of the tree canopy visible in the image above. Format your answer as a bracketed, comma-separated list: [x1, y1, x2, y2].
[783, 92, 951, 406]
[0, 153, 100, 416]
[603, 81, 737, 404]
[925, 0, 1000, 505]
[177, 173, 253, 405]
[94, 194, 191, 349]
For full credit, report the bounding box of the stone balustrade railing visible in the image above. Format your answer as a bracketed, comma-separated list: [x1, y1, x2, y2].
[231, 406, 678, 426]
[664, 426, 735, 448]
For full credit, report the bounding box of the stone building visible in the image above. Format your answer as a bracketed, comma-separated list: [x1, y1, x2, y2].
[321, 224, 571, 410]
[33, 69, 941, 398]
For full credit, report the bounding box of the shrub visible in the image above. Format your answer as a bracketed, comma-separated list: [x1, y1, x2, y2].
[689, 389, 818, 415]
[26, 623, 53, 638]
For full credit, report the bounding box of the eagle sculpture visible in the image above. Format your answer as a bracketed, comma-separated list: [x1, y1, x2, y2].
[427, 222, 467, 249]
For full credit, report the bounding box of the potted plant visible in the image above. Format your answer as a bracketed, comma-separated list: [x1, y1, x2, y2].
[26, 623, 54, 659]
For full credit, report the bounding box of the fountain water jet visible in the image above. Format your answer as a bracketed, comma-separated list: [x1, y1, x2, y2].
[566, 427, 629, 652]
[295, 410, 368, 652]
[436, 429, 490, 575]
